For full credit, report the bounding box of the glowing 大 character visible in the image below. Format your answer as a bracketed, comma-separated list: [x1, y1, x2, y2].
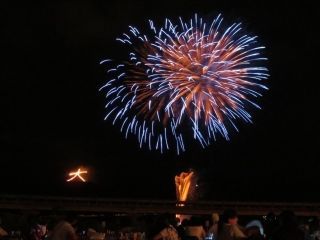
[67, 168, 88, 182]
[100, 14, 269, 154]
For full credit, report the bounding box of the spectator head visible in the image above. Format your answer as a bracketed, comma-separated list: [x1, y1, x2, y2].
[246, 220, 264, 236]
[211, 213, 219, 224]
[222, 209, 238, 225]
[162, 213, 176, 227]
[181, 218, 190, 227]
[308, 216, 319, 232]
[65, 214, 78, 225]
[279, 210, 297, 227]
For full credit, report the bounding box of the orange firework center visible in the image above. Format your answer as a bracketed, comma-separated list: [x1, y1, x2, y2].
[123, 32, 247, 126]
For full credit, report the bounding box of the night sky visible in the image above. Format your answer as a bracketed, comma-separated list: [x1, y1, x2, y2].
[1, 0, 319, 201]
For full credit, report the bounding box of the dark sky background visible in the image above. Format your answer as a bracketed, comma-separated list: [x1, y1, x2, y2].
[1, 0, 319, 202]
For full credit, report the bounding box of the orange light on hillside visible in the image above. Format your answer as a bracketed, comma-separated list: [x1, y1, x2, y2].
[67, 168, 88, 182]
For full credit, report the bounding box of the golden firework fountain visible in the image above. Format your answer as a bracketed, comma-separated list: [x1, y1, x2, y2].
[175, 171, 195, 221]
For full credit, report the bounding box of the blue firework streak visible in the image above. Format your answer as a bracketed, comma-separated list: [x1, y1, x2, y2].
[100, 14, 269, 154]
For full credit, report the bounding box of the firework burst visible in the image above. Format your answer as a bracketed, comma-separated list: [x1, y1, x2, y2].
[100, 14, 269, 154]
